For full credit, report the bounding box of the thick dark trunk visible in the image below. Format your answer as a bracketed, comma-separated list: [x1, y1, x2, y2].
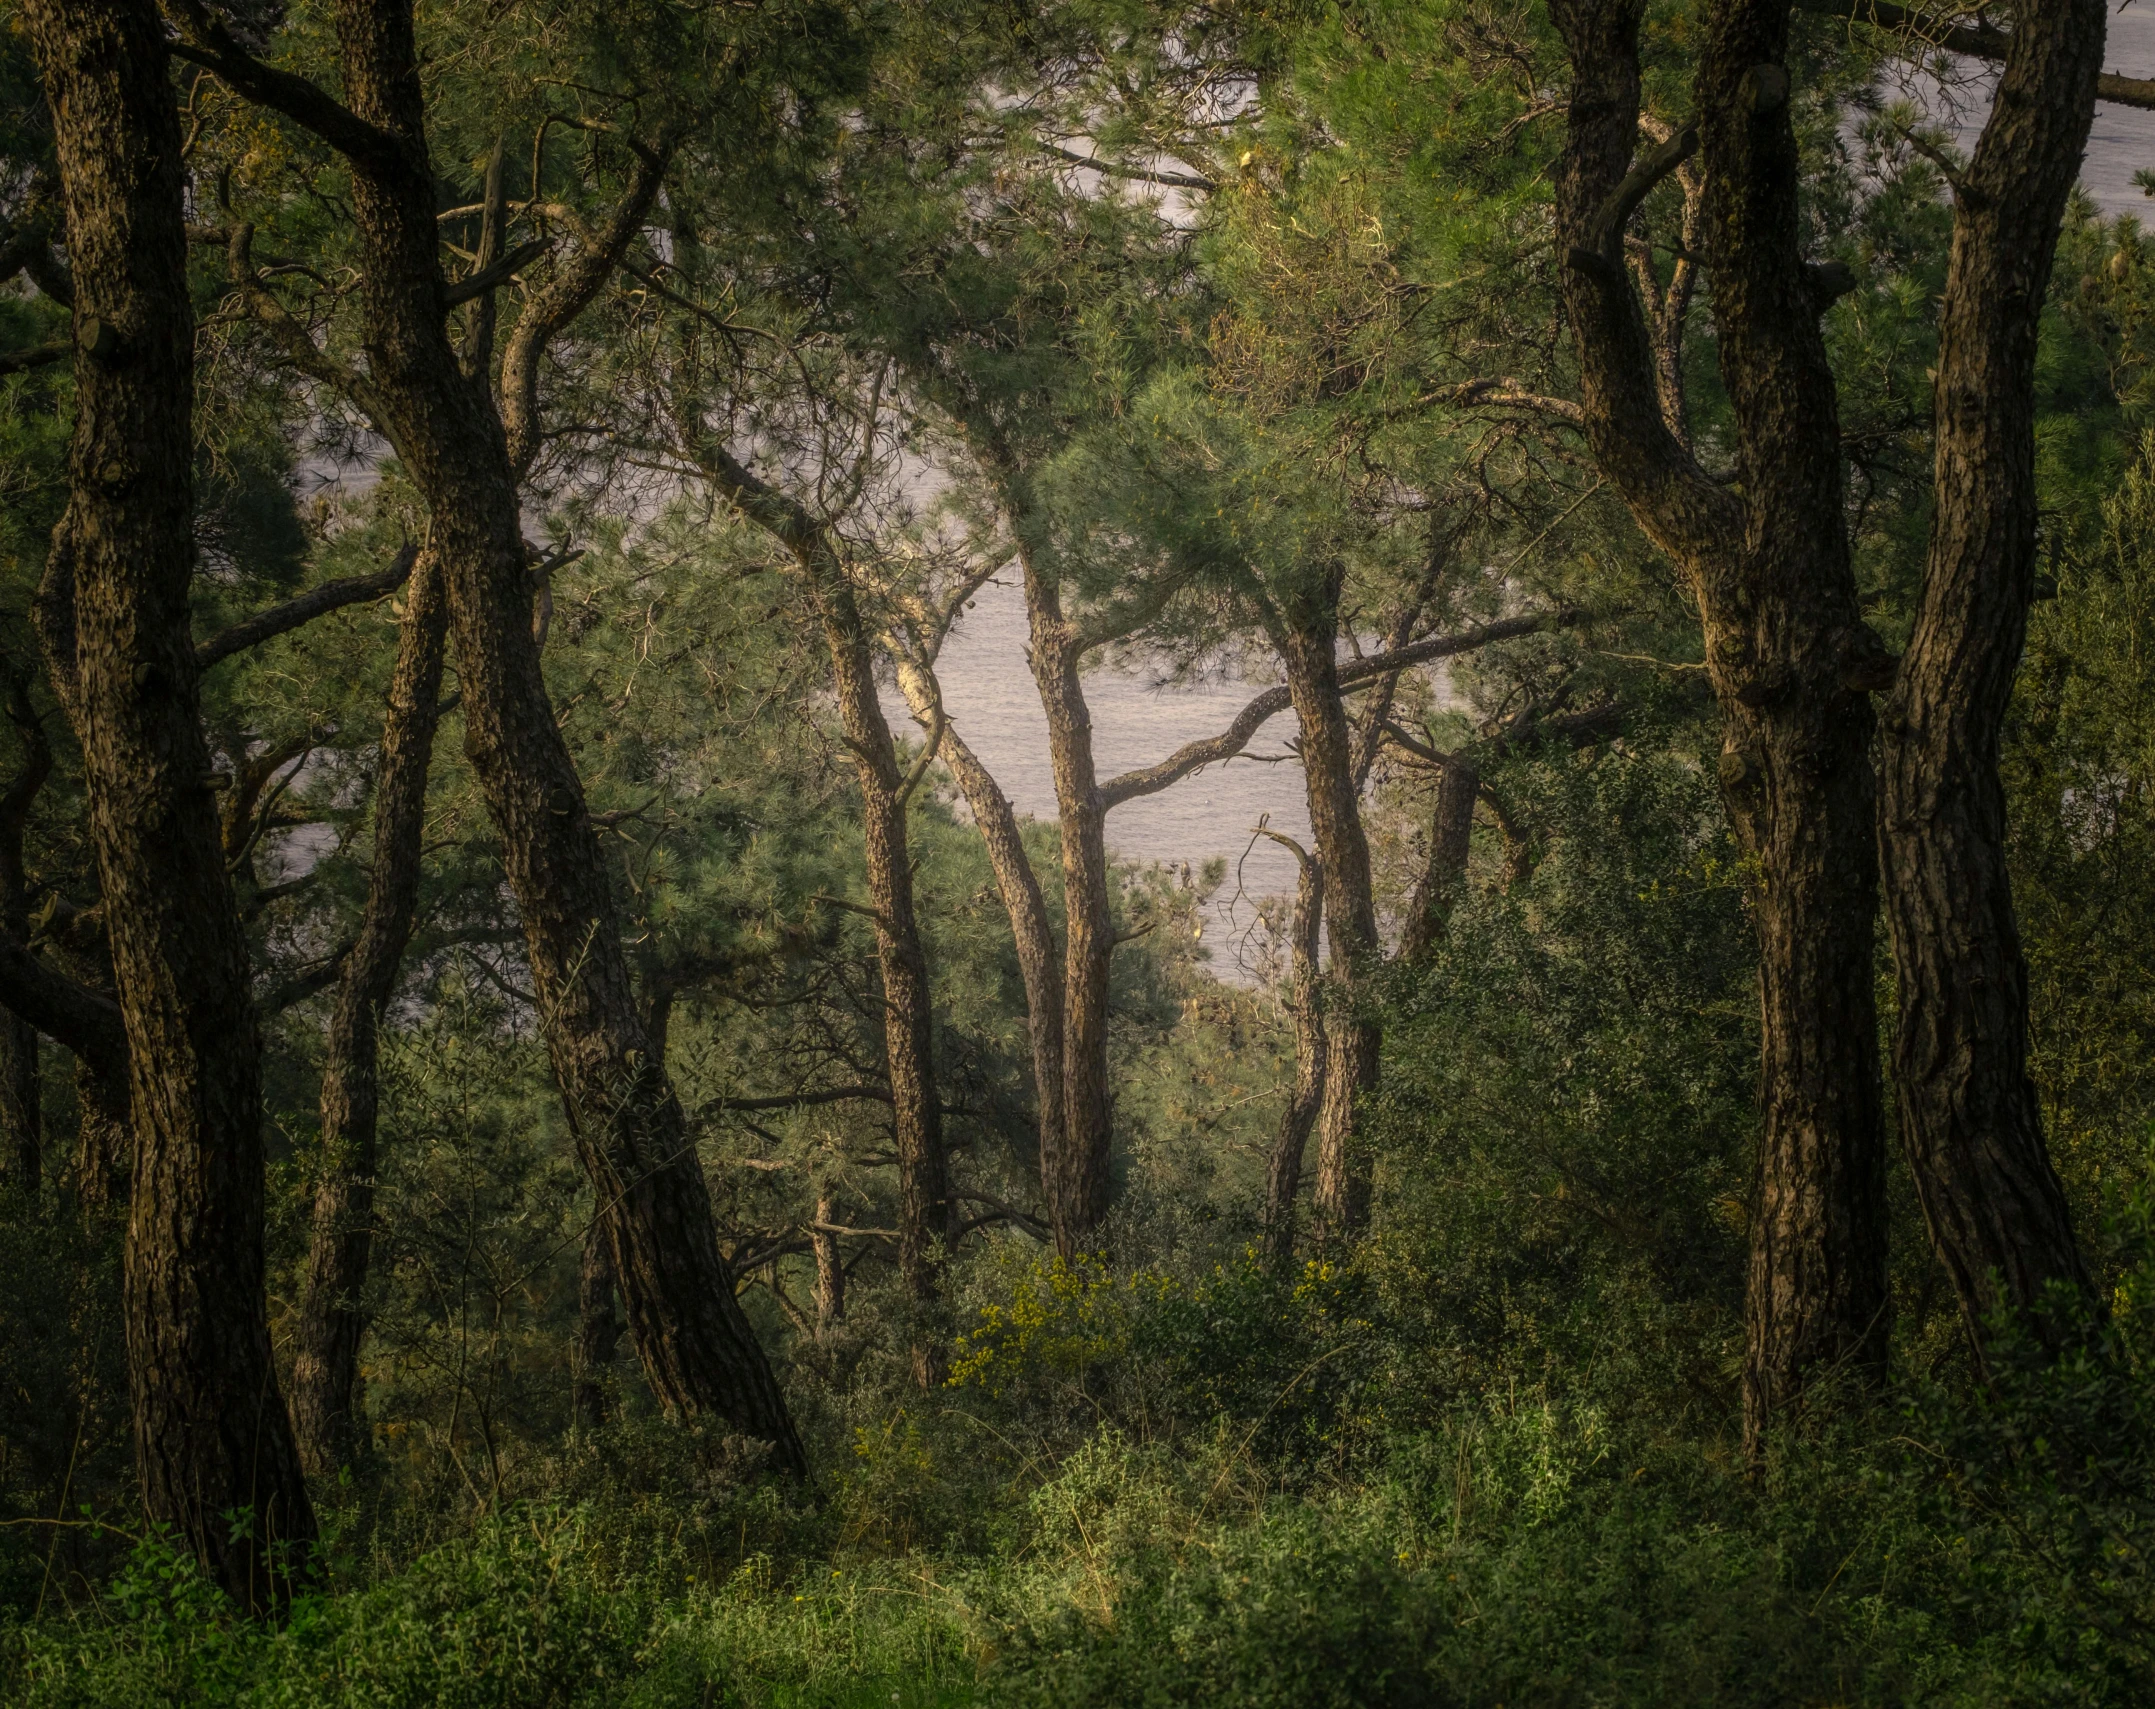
[1026, 572, 1116, 1252]
[1262, 841, 1324, 1265]
[314, 0, 804, 1472]
[1400, 754, 1479, 964]
[1876, 0, 2103, 1354]
[289, 548, 448, 1476]
[897, 662, 1066, 1230]
[1276, 600, 1380, 1242]
[24, 0, 314, 1608]
[573, 1215, 621, 1430]
[1552, 0, 1890, 1459]
[820, 608, 951, 1301]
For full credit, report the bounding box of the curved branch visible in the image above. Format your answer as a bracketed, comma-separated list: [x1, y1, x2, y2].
[196, 543, 418, 669]
[501, 134, 673, 475]
[1036, 141, 1216, 193]
[0, 936, 126, 1080]
[161, 2, 424, 189]
[1100, 610, 1572, 809]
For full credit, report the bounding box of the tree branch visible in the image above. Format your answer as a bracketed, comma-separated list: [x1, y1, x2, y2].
[1036, 140, 1217, 192]
[161, 2, 427, 188]
[1099, 610, 1572, 808]
[1802, 0, 2155, 111]
[196, 543, 418, 669]
[501, 134, 674, 475]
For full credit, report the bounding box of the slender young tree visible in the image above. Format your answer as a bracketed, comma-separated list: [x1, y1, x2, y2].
[288, 546, 450, 1474]
[23, 0, 315, 1608]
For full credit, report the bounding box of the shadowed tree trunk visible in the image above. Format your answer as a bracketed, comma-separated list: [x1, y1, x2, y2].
[72, 1057, 130, 1211]
[24, 0, 315, 1609]
[170, 0, 805, 1475]
[289, 546, 449, 1476]
[1551, 0, 1890, 1461]
[1257, 829, 1323, 1265]
[1874, 0, 2104, 1352]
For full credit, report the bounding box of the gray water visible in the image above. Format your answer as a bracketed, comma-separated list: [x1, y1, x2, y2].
[908, 32, 2155, 986]
[881, 575, 1359, 985]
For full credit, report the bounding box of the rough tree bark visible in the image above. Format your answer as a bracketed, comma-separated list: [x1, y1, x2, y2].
[24, 0, 316, 1608]
[169, 0, 805, 1473]
[289, 547, 449, 1475]
[812, 1189, 845, 1335]
[1550, 0, 1891, 1459]
[1874, 0, 2105, 1351]
[1022, 565, 1121, 1250]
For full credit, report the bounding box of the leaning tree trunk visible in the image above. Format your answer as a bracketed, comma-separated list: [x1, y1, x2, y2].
[684, 450, 955, 1304]
[896, 660, 1067, 1241]
[1275, 594, 1381, 1242]
[289, 546, 449, 1475]
[1551, 0, 1890, 1462]
[816, 598, 952, 1303]
[250, 0, 808, 1473]
[1261, 837, 1324, 1265]
[23, 0, 315, 1610]
[1876, 0, 2104, 1355]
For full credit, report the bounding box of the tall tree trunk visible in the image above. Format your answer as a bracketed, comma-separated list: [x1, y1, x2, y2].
[1025, 568, 1118, 1251]
[289, 547, 449, 1476]
[0, 1014, 38, 1193]
[896, 661, 1066, 1237]
[818, 606, 951, 1302]
[24, 0, 315, 1608]
[168, 0, 807, 1472]
[683, 450, 954, 1303]
[1875, 0, 2104, 1353]
[1551, 0, 1890, 1461]
[1400, 753, 1478, 965]
[1261, 836, 1324, 1265]
[1274, 592, 1381, 1242]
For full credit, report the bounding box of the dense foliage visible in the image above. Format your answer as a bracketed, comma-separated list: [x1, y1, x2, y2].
[4, 0, 2155, 1702]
